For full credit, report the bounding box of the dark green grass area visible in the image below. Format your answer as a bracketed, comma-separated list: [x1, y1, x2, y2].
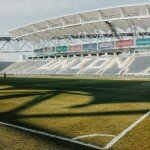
[0, 77, 150, 150]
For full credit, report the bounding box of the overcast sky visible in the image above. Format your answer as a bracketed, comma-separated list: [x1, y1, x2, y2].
[0, 0, 149, 35]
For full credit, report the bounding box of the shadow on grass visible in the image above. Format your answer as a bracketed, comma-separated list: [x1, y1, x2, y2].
[0, 77, 149, 149]
[7, 91, 59, 114]
[0, 92, 47, 101]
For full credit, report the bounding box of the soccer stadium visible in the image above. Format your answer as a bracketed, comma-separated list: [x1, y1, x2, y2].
[0, 2, 150, 150]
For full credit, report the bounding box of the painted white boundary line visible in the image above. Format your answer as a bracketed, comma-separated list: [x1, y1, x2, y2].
[0, 111, 149, 150]
[73, 134, 116, 140]
[103, 111, 150, 150]
[0, 121, 103, 150]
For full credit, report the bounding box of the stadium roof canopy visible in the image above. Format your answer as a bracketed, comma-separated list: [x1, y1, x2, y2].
[10, 3, 150, 42]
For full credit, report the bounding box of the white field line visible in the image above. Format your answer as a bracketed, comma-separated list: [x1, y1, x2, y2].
[103, 110, 150, 150]
[73, 134, 116, 140]
[0, 111, 149, 150]
[0, 121, 103, 150]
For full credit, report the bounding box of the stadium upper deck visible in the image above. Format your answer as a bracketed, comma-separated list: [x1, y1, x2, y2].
[9, 3, 150, 56]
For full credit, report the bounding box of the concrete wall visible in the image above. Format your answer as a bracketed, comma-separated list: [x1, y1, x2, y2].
[0, 51, 33, 62]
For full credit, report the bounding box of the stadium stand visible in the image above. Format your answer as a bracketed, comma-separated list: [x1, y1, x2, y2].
[92, 60, 106, 66]
[103, 62, 121, 75]
[1, 54, 150, 77]
[3, 61, 49, 75]
[0, 4, 149, 78]
[127, 56, 150, 74]
[58, 59, 84, 75]
[79, 68, 100, 76]
[0, 62, 14, 72]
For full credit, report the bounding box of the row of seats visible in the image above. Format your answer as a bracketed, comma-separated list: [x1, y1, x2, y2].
[3, 61, 49, 75]
[1, 55, 150, 76]
[127, 56, 150, 73]
[0, 62, 14, 72]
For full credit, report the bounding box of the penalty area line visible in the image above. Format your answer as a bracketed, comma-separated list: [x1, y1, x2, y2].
[0, 121, 103, 150]
[73, 134, 116, 140]
[104, 110, 150, 150]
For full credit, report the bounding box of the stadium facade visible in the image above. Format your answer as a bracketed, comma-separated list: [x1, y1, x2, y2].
[0, 3, 150, 77]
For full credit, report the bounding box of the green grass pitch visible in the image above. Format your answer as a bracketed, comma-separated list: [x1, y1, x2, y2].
[0, 77, 150, 150]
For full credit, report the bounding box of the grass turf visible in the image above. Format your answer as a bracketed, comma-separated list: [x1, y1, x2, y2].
[0, 77, 150, 150]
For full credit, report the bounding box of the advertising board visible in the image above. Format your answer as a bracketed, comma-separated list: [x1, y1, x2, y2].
[98, 41, 114, 50]
[83, 43, 97, 51]
[43, 47, 55, 54]
[136, 38, 150, 47]
[34, 49, 43, 55]
[69, 45, 82, 52]
[56, 46, 68, 53]
[116, 39, 134, 48]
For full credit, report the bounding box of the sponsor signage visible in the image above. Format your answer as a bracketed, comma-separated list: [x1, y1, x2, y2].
[83, 43, 97, 51]
[136, 38, 150, 46]
[43, 47, 55, 54]
[56, 46, 68, 53]
[98, 41, 114, 50]
[34, 49, 43, 55]
[116, 39, 134, 48]
[69, 45, 82, 52]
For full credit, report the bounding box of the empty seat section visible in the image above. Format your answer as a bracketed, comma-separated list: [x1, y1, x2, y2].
[81, 59, 94, 68]
[92, 60, 105, 66]
[4, 61, 49, 74]
[4, 62, 26, 74]
[59, 59, 82, 75]
[103, 63, 121, 75]
[119, 57, 127, 62]
[31, 69, 47, 75]
[44, 69, 61, 75]
[43, 59, 73, 75]
[79, 68, 100, 75]
[0, 62, 14, 72]
[127, 56, 150, 73]
[59, 69, 81, 75]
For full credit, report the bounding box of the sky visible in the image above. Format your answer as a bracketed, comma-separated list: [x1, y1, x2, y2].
[0, 0, 149, 35]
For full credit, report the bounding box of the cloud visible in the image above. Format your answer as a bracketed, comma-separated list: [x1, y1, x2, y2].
[0, 0, 148, 34]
